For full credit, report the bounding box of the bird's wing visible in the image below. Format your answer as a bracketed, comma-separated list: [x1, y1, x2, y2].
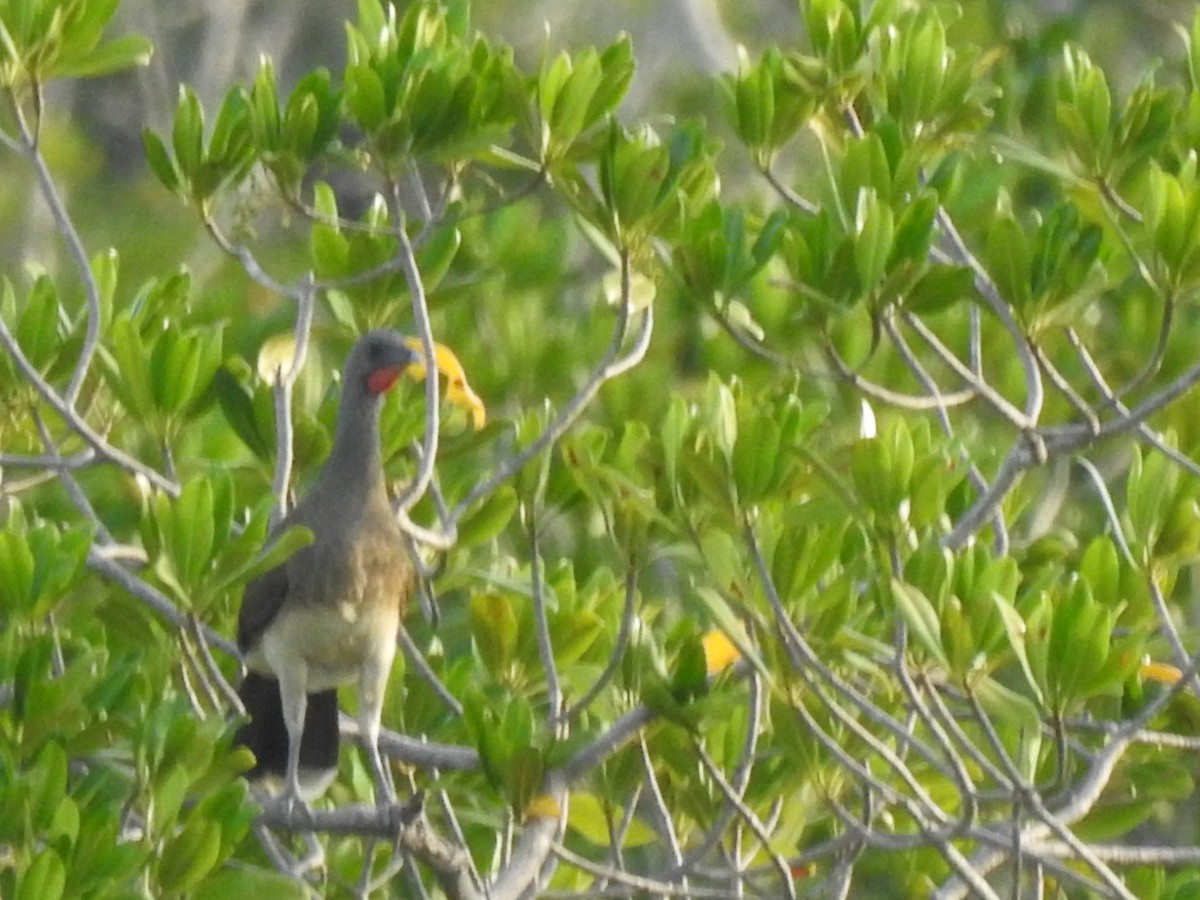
[236, 556, 291, 653]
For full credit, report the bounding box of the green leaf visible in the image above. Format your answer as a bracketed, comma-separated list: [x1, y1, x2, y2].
[90, 248, 118, 331]
[212, 366, 270, 460]
[28, 741, 68, 833]
[551, 49, 602, 148]
[415, 225, 461, 294]
[905, 264, 973, 316]
[990, 591, 1044, 705]
[458, 485, 518, 546]
[733, 412, 782, 504]
[142, 129, 180, 193]
[551, 609, 604, 668]
[970, 676, 1042, 736]
[102, 318, 154, 419]
[671, 631, 708, 703]
[469, 592, 519, 675]
[660, 396, 692, 496]
[588, 35, 634, 124]
[346, 64, 387, 132]
[0, 527, 36, 615]
[172, 86, 205, 181]
[567, 792, 656, 848]
[506, 746, 543, 813]
[53, 33, 152, 77]
[16, 848, 65, 900]
[17, 276, 59, 370]
[539, 51, 573, 145]
[901, 13, 947, 127]
[890, 578, 948, 666]
[890, 192, 937, 267]
[157, 816, 222, 894]
[171, 479, 215, 586]
[853, 188, 894, 290]
[249, 57, 281, 149]
[218, 525, 314, 595]
[192, 868, 307, 900]
[985, 214, 1031, 308]
[641, 677, 697, 731]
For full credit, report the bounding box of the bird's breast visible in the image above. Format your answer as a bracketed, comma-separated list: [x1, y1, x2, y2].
[254, 597, 400, 691]
[250, 520, 410, 690]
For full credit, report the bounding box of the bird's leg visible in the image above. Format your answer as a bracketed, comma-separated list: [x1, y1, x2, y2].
[276, 666, 311, 814]
[358, 649, 396, 805]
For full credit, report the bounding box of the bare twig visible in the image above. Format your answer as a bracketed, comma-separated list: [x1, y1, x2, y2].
[454, 251, 648, 520]
[0, 313, 180, 496]
[528, 506, 563, 725]
[4, 97, 103, 405]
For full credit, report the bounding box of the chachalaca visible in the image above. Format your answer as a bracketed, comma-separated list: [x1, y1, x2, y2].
[234, 329, 417, 805]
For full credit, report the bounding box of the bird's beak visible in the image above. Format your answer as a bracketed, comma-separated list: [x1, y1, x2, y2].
[402, 337, 487, 429]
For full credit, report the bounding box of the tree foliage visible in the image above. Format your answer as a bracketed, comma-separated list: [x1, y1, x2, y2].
[5, 0, 1200, 897]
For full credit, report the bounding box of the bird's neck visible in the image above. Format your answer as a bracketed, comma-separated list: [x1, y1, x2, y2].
[317, 388, 385, 499]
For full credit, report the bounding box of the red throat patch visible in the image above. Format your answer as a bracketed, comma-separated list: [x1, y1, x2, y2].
[366, 365, 402, 394]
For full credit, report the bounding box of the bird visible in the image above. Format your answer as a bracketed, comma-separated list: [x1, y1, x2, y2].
[233, 329, 418, 806]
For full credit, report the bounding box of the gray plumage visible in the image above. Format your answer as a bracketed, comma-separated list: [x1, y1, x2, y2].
[235, 329, 416, 803]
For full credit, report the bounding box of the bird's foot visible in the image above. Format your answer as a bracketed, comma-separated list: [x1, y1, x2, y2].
[297, 832, 326, 875]
[379, 789, 425, 832]
[268, 785, 316, 829]
[368, 748, 397, 808]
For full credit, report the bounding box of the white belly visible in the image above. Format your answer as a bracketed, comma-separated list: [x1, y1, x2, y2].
[251, 600, 400, 691]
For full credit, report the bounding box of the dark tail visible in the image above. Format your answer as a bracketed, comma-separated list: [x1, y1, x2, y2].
[234, 672, 339, 786]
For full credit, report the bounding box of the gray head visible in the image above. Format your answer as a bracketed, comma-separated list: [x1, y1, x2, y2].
[341, 330, 418, 403]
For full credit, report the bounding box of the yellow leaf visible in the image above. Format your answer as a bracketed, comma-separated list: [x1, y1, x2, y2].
[1140, 660, 1182, 684]
[403, 337, 487, 429]
[523, 793, 562, 821]
[256, 333, 297, 385]
[602, 268, 656, 311]
[702, 629, 740, 675]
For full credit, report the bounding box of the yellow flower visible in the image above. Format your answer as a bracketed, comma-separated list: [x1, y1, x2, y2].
[403, 336, 487, 429]
[1140, 660, 1183, 684]
[702, 629, 740, 675]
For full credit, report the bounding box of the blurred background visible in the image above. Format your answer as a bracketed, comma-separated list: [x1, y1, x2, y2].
[4, 0, 1197, 348]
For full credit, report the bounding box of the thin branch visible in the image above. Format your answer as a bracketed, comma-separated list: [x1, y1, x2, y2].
[1067, 327, 1200, 480]
[1073, 457, 1134, 564]
[257, 796, 481, 900]
[86, 549, 238, 655]
[549, 842, 732, 898]
[397, 627, 464, 717]
[342, 718, 478, 772]
[565, 562, 638, 720]
[676, 672, 765, 877]
[639, 732, 686, 872]
[884, 314, 1007, 553]
[268, 275, 315, 524]
[824, 340, 979, 411]
[901, 313, 1032, 428]
[942, 445, 1026, 550]
[692, 689, 796, 899]
[5, 96, 103, 405]
[393, 210, 442, 523]
[528, 506, 562, 725]
[931, 207, 1043, 425]
[558, 705, 656, 783]
[0, 448, 94, 468]
[487, 775, 566, 900]
[0, 311, 180, 496]
[760, 164, 819, 215]
[186, 614, 243, 713]
[454, 256, 652, 517]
